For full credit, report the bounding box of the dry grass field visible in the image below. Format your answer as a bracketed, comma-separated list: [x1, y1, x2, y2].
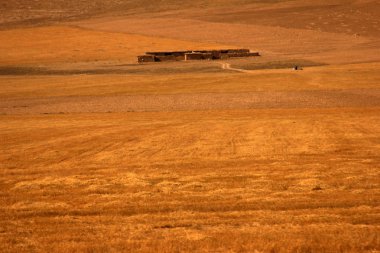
[0, 0, 379, 252]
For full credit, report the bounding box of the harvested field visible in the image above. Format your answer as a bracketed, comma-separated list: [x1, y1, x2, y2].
[1, 109, 380, 252]
[0, 26, 230, 66]
[0, 0, 379, 252]
[1, 89, 380, 114]
[77, 17, 380, 65]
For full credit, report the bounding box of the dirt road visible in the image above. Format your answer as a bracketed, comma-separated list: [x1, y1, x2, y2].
[220, 62, 252, 73]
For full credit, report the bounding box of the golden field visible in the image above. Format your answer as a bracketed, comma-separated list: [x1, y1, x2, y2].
[0, 0, 379, 252]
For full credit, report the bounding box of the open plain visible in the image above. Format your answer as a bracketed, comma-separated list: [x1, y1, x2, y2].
[0, 0, 379, 252]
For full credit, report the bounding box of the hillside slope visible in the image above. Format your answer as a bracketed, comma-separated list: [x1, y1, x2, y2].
[0, 0, 287, 27]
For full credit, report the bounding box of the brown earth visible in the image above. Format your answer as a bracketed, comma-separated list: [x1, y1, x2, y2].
[76, 17, 380, 65]
[1, 88, 380, 114]
[0, 0, 379, 252]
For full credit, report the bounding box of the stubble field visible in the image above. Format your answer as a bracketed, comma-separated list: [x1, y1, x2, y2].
[0, 0, 379, 252]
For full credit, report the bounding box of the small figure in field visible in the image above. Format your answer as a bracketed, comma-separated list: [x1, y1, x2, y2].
[293, 65, 303, 71]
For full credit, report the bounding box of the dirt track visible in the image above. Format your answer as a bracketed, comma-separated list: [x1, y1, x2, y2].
[1, 88, 380, 114]
[220, 62, 251, 73]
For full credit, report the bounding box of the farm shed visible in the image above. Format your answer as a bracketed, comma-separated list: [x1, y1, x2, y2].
[138, 55, 155, 63]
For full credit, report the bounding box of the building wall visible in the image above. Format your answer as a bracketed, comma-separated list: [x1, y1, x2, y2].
[155, 55, 177, 62]
[175, 55, 186, 61]
[211, 51, 222, 59]
[185, 53, 204, 61]
[247, 52, 260, 56]
[138, 55, 155, 63]
[138, 49, 259, 62]
[227, 52, 260, 58]
[185, 53, 213, 61]
[202, 53, 213, 60]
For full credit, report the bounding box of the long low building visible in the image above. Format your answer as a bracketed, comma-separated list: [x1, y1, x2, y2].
[138, 49, 260, 63]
